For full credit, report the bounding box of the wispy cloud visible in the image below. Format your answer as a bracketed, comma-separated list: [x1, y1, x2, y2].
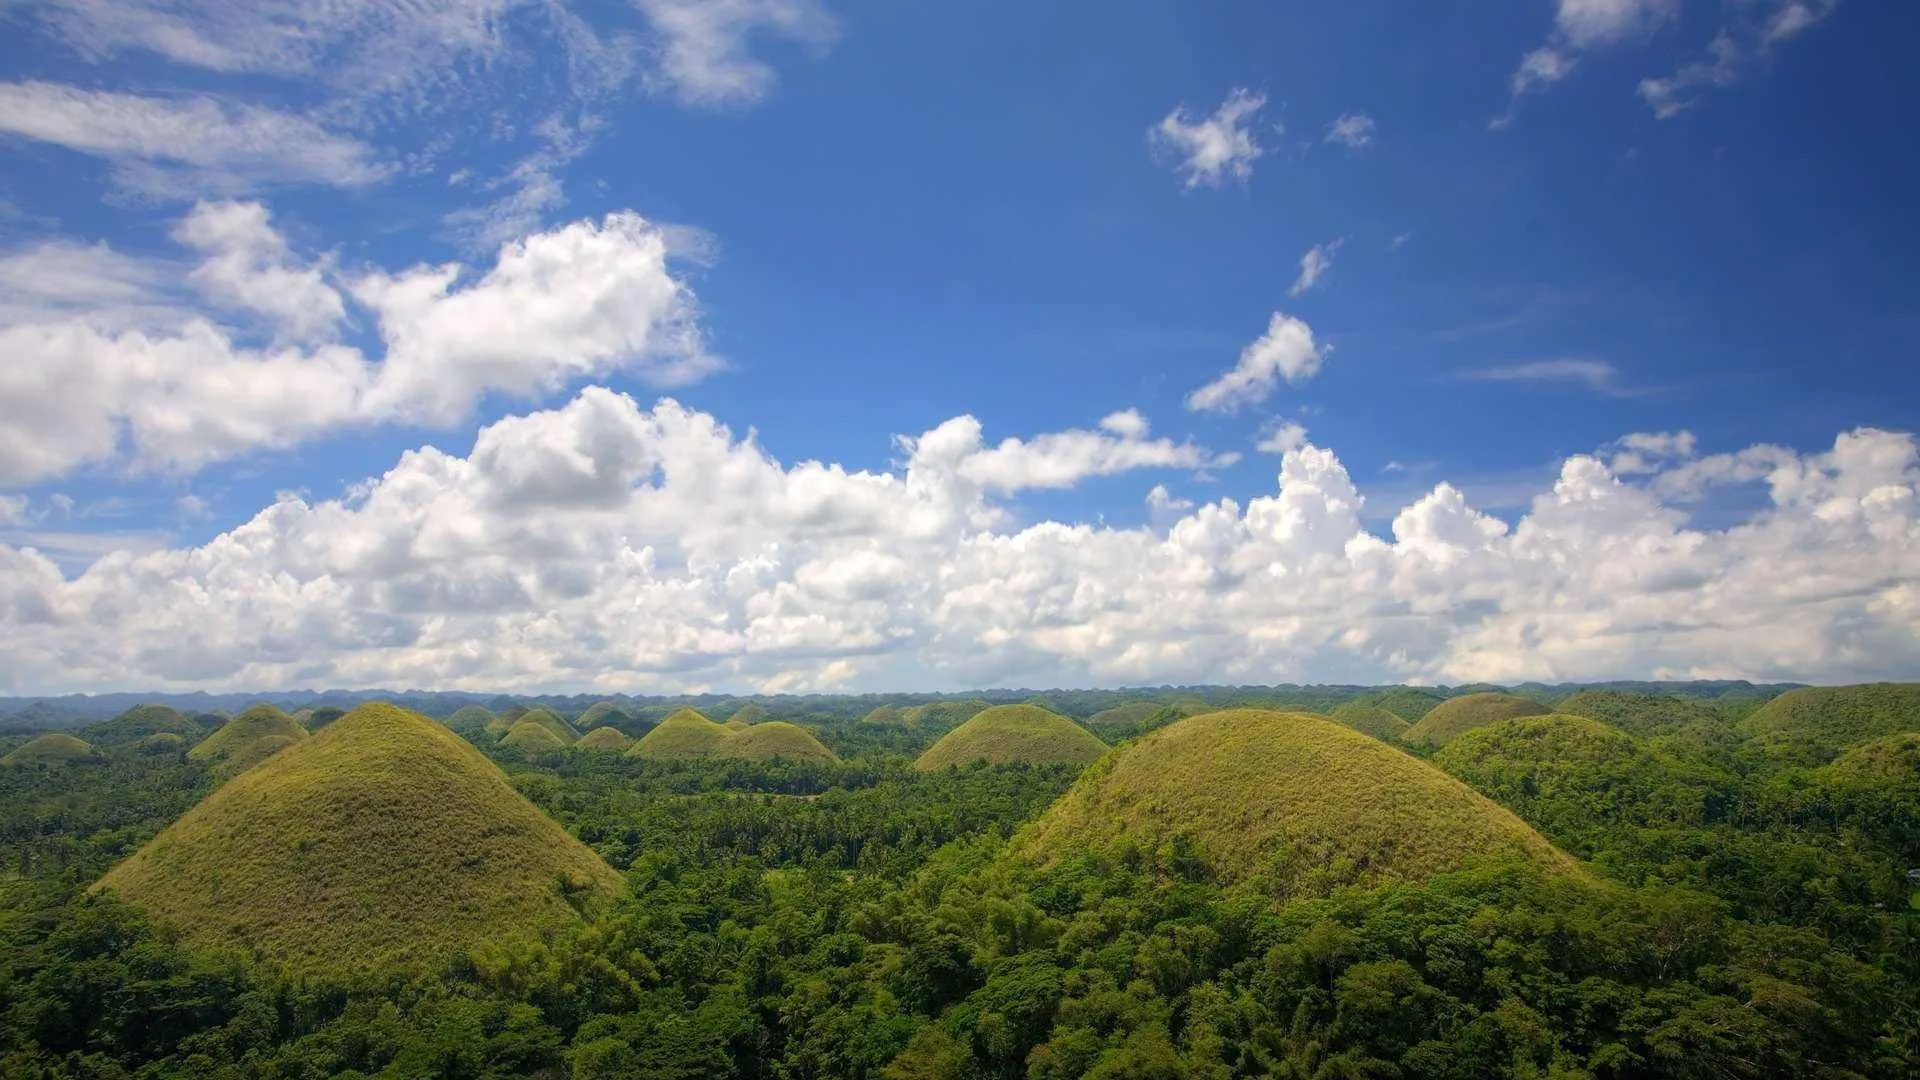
[1289, 238, 1344, 297]
[1493, 0, 1678, 127]
[1639, 1, 1839, 119]
[1324, 113, 1375, 148]
[1150, 88, 1268, 188]
[634, 0, 840, 107]
[1456, 358, 1637, 396]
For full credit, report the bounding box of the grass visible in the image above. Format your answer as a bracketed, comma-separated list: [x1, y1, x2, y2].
[501, 720, 569, 757]
[211, 733, 302, 779]
[575, 726, 634, 751]
[575, 701, 630, 728]
[95, 702, 622, 981]
[627, 708, 728, 759]
[189, 705, 309, 775]
[1823, 732, 1920, 787]
[445, 706, 495, 734]
[1329, 702, 1410, 742]
[913, 704, 1107, 771]
[714, 722, 839, 763]
[1016, 709, 1578, 894]
[1741, 684, 1920, 760]
[84, 704, 200, 747]
[1401, 693, 1550, 747]
[517, 707, 579, 745]
[3, 733, 100, 766]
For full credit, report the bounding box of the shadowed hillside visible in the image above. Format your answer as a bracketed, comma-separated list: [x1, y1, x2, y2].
[84, 705, 202, 747]
[96, 702, 622, 979]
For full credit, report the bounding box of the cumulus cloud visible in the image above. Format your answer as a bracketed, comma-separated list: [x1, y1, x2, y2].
[1150, 88, 1268, 189]
[0, 82, 387, 194]
[634, 0, 839, 106]
[1289, 239, 1344, 297]
[1256, 421, 1310, 455]
[0, 390, 1912, 693]
[1187, 312, 1325, 412]
[1324, 113, 1375, 148]
[0, 204, 711, 484]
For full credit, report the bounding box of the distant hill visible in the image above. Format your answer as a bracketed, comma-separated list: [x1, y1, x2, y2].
[3, 732, 100, 766]
[1402, 693, 1550, 748]
[627, 708, 728, 759]
[501, 720, 569, 757]
[1328, 702, 1409, 742]
[1084, 701, 1188, 740]
[1823, 731, 1920, 788]
[861, 699, 991, 731]
[444, 705, 495, 735]
[714, 722, 838, 763]
[1018, 709, 1578, 894]
[1742, 684, 1920, 761]
[575, 726, 634, 751]
[575, 701, 631, 729]
[516, 706, 579, 745]
[95, 702, 622, 979]
[188, 705, 309, 779]
[82, 704, 202, 747]
[1552, 690, 1732, 741]
[914, 705, 1106, 770]
[728, 704, 773, 725]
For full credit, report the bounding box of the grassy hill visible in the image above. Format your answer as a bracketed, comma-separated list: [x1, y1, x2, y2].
[3, 733, 100, 766]
[729, 704, 773, 725]
[627, 708, 729, 759]
[135, 732, 187, 754]
[1018, 709, 1577, 893]
[516, 706, 579, 745]
[1741, 683, 1920, 761]
[1084, 701, 1188, 740]
[713, 722, 838, 763]
[84, 704, 201, 747]
[1823, 732, 1920, 788]
[913, 705, 1107, 771]
[575, 726, 634, 751]
[189, 705, 309, 778]
[445, 705, 495, 735]
[501, 720, 569, 757]
[1357, 686, 1447, 721]
[307, 707, 346, 730]
[1553, 690, 1732, 741]
[860, 699, 992, 730]
[575, 701, 631, 729]
[1402, 693, 1550, 747]
[1328, 701, 1410, 742]
[95, 702, 622, 980]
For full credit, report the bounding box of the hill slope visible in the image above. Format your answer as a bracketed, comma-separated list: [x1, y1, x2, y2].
[1402, 693, 1550, 747]
[85, 704, 201, 747]
[1017, 709, 1577, 892]
[444, 705, 494, 734]
[1329, 702, 1410, 742]
[3, 733, 99, 766]
[627, 708, 728, 759]
[1553, 690, 1732, 742]
[575, 701, 631, 729]
[516, 707, 579, 745]
[714, 722, 838, 763]
[1823, 731, 1920, 788]
[501, 720, 569, 757]
[576, 726, 634, 751]
[914, 705, 1107, 770]
[96, 702, 622, 979]
[1742, 684, 1920, 759]
[189, 705, 309, 777]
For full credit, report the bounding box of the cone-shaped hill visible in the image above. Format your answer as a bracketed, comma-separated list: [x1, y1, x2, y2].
[501, 720, 569, 757]
[516, 706, 579, 744]
[627, 708, 727, 759]
[189, 705, 309, 778]
[1402, 693, 1550, 747]
[714, 722, 838, 763]
[728, 704, 773, 725]
[445, 705, 495, 735]
[861, 700, 991, 730]
[575, 701, 631, 729]
[1017, 710, 1578, 893]
[1086, 701, 1187, 738]
[913, 705, 1107, 770]
[96, 703, 622, 980]
[85, 704, 201, 747]
[1822, 732, 1920, 788]
[4, 732, 100, 766]
[1329, 702, 1410, 742]
[576, 726, 634, 751]
[1741, 684, 1920, 760]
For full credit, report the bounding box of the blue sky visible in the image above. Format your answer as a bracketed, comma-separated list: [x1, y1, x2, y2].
[0, 0, 1915, 694]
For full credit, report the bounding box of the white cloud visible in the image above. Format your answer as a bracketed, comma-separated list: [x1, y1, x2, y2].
[1555, 0, 1677, 49]
[1187, 312, 1325, 412]
[0, 204, 712, 485]
[634, 0, 839, 106]
[443, 113, 601, 251]
[0, 395, 1912, 692]
[1324, 113, 1375, 148]
[1289, 239, 1344, 297]
[1639, 1, 1837, 119]
[937, 413, 1223, 494]
[1256, 421, 1310, 455]
[1608, 430, 1697, 475]
[1150, 88, 1267, 189]
[1459, 358, 1626, 395]
[0, 82, 387, 194]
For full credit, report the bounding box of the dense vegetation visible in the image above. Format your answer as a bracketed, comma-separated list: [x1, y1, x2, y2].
[0, 683, 1914, 1078]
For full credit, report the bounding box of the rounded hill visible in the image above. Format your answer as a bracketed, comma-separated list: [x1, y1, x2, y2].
[1553, 690, 1730, 741]
[627, 708, 727, 759]
[1085, 701, 1187, 738]
[714, 722, 838, 763]
[913, 705, 1107, 771]
[1823, 732, 1920, 788]
[1741, 684, 1920, 759]
[189, 705, 309, 778]
[1329, 702, 1410, 742]
[575, 701, 630, 729]
[728, 704, 773, 725]
[86, 704, 200, 746]
[95, 702, 622, 980]
[576, 726, 634, 751]
[4, 732, 100, 766]
[516, 706, 579, 745]
[445, 705, 495, 734]
[1402, 693, 1550, 747]
[1016, 709, 1577, 893]
[501, 720, 569, 757]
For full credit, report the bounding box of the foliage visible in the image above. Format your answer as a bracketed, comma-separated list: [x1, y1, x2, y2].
[1402, 693, 1549, 747]
[81, 704, 200, 747]
[96, 703, 623, 979]
[1743, 683, 1920, 762]
[915, 705, 1107, 770]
